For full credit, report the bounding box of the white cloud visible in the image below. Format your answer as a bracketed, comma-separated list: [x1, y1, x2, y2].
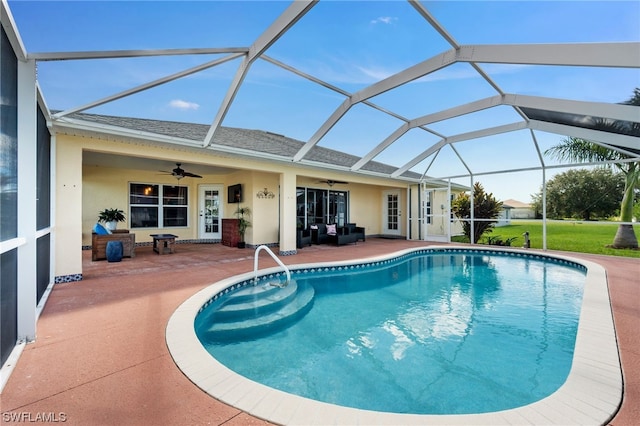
[169, 99, 200, 110]
[356, 65, 394, 82]
[371, 16, 397, 25]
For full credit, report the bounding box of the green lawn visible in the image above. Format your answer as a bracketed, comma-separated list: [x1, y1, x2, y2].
[451, 220, 640, 258]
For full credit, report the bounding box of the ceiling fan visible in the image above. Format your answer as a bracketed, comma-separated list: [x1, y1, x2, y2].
[160, 163, 202, 180]
[318, 179, 348, 187]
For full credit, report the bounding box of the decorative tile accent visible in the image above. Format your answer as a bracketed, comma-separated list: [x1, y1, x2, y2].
[55, 273, 83, 283]
[279, 249, 297, 256]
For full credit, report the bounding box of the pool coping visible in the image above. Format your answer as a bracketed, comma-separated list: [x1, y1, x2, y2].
[165, 246, 622, 425]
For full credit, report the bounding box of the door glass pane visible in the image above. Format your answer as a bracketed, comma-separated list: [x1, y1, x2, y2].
[307, 189, 325, 225]
[329, 191, 347, 226]
[296, 188, 306, 228]
[204, 190, 219, 233]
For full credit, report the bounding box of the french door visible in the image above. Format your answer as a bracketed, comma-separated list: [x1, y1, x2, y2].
[198, 185, 222, 239]
[383, 190, 401, 235]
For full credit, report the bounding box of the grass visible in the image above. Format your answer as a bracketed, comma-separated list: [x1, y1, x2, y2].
[451, 220, 640, 258]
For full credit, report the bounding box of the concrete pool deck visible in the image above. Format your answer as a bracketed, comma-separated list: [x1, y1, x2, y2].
[0, 238, 638, 425]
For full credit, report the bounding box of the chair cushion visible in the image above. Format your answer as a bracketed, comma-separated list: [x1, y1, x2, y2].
[326, 224, 337, 235]
[93, 223, 111, 235]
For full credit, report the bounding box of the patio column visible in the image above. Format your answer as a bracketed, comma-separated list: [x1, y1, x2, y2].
[54, 139, 83, 281]
[278, 172, 297, 255]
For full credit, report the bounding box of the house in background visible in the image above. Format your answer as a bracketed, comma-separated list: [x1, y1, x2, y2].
[503, 199, 536, 219]
[497, 199, 535, 227]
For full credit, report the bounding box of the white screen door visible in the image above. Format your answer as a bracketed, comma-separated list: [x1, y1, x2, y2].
[199, 185, 222, 239]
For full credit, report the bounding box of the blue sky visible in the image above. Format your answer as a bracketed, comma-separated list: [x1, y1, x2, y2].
[8, 0, 640, 202]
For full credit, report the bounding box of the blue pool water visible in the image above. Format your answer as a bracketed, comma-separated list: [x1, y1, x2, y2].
[195, 249, 586, 415]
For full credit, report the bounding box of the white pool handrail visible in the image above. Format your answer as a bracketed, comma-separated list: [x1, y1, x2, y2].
[253, 245, 291, 287]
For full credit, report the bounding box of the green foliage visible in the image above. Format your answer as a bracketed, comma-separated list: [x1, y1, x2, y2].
[484, 235, 518, 246]
[534, 168, 625, 220]
[234, 206, 252, 240]
[544, 87, 639, 249]
[452, 220, 640, 258]
[98, 208, 126, 223]
[451, 182, 503, 244]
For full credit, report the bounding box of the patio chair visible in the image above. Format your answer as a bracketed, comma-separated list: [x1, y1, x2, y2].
[297, 228, 312, 248]
[346, 223, 365, 242]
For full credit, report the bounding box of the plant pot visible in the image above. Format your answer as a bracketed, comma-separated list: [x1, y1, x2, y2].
[237, 241, 246, 249]
[106, 240, 123, 262]
[105, 221, 118, 231]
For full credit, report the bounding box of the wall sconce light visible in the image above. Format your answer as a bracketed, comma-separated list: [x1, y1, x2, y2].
[256, 187, 275, 199]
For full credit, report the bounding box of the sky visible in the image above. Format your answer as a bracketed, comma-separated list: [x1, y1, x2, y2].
[7, 0, 640, 203]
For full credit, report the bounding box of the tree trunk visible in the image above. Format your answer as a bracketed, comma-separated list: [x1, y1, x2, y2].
[612, 224, 638, 249]
[619, 163, 637, 223]
[611, 163, 638, 249]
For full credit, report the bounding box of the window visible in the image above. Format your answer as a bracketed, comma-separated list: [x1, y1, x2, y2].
[130, 183, 188, 228]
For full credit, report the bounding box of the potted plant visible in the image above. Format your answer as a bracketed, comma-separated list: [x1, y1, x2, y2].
[98, 208, 126, 231]
[234, 206, 252, 248]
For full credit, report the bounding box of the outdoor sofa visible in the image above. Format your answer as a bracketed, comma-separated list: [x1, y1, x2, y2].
[306, 223, 365, 246]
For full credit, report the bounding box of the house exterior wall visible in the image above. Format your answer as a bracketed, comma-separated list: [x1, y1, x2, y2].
[55, 132, 437, 281]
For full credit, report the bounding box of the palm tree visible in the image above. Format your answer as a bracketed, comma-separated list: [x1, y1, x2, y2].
[545, 88, 639, 249]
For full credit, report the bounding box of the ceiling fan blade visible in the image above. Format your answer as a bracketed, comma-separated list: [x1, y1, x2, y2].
[158, 163, 202, 179]
[319, 179, 349, 186]
[182, 172, 202, 178]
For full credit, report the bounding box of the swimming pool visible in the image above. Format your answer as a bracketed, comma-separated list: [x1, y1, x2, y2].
[167, 246, 622, 425]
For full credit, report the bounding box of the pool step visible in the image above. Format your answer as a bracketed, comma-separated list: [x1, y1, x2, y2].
[201, 280, 314, 342]
[215, 280, 299, 320]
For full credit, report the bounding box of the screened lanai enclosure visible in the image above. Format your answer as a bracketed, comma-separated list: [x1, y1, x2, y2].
[6, 0, 639, 246]
[1, 0, 639, 392]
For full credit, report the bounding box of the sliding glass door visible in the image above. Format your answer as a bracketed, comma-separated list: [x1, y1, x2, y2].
[296, 187, 348, 227]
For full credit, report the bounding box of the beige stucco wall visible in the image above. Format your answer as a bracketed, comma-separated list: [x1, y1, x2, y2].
[349, 183, 388, 235]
